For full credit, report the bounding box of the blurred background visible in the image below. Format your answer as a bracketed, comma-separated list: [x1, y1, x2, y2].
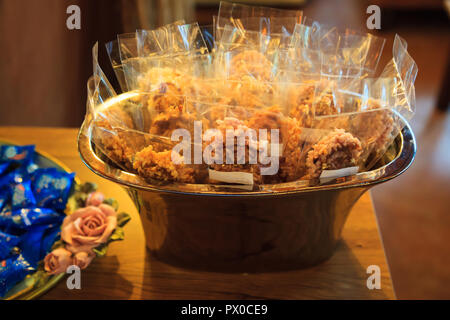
[0, 0, 449, 299]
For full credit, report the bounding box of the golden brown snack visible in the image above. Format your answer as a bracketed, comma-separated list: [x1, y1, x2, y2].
[287, 81, 338, 127]
[218, 76, 275, 109]
[229, 50, 273, 81]
[149, 106, 197, 138]
[313, 79, 339, 116]
[205, 117, 262, 184]
[138, 68, 191, 129]
[288, 84, 315, 127]
[138, 67, 184, 92]
[355, 101, 395, 164]
[304, 129, 362, 179]
[93, 106, 144, 171]
[246, 107, 304, 182]
[278, 117, 304, 181]
[314, 92, 338, 116]
[92, 126, 134, 170]
[91, 53, 399, 186]
[97, 105, 135, 128]
[246, 106, 283, 133]
[148, 82, 185, 113]
[133, 145, 195, 183]
[204, 104, 253, 129]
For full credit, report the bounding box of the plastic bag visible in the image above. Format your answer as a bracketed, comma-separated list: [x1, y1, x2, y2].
[81, 4, 417, 188]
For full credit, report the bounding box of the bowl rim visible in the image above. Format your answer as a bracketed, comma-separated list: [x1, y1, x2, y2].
[78, 103, 416, 197]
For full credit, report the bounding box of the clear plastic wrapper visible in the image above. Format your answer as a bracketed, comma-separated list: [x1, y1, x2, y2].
[307, 35, 417, 172]
[118, 33, 141, 91]
[290, 21, 386, 78]
[215, 1, 303, 42]
[136, 20, 186, 57]
[133, 23, 209, 93]
[105, 39, 128, 92]
[89, 43, 117, 111]
[82, 4, 418, 188]
[215, 25, 276, 80]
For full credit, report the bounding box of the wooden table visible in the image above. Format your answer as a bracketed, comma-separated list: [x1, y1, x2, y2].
[0, 127, 395, 299]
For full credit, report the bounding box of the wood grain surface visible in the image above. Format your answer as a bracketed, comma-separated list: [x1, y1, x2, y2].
[0, 126, 395, 299]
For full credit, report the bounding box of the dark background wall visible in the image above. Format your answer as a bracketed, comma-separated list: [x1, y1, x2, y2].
[0, 0, 198, 127]
[0, 0, 149, 127]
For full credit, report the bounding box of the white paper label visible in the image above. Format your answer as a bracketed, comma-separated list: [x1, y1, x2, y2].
[320, 166, 359, 182]
[208, 169, 254, 185]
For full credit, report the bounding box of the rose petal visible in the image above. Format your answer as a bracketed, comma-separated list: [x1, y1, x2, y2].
[95, 216, 117, 244]
[85, 214, 105, 228]
[73, 251, 95, 269]
[67, 207, 93, 221]
[72, 234, 101, 244]
[99, 204, 117, 217]
[84, 224, 106, 237]
[62, 203, 118, 253]
[44, 248, 73, 275]
[61, 222, 77, 244]
[73, 217, 85, 235]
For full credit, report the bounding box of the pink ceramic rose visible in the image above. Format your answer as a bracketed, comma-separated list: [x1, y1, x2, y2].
[73, 251, 96, 270]
[44, 248, 73, 275]
[62, 204, 117, 253]
[85, 191, 105, 207]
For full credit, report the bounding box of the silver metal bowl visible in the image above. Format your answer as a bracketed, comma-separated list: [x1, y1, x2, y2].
[78, 100, 416, 272]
